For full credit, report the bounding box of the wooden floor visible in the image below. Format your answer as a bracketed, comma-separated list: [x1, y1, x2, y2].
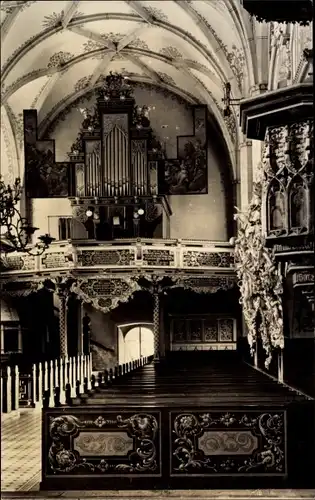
[75, 352, 308, 406]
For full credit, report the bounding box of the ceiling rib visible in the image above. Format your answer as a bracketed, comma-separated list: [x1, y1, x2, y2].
[125, 0, 202, 89]
[30, 0, 81, 112]
[31, 73, 60, 110]
[84, 12, 158, 88]
[0, 0, 25, 6]
[68, 25, 117, 50]
[116, 23, 150, 51]
[1, 6, 20, 43]
[1, 47, 222, 103]
[1, 11, 227, 88]
[89, 52, 116, 86]
[3, 104, 21, 174]
[125, 53, 163, 84]
[62, 0, 81, 29]
[124, 1, 153, 23]
[177, 1, 235, 90]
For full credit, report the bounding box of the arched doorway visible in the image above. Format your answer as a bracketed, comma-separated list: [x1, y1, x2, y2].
[118, 324, 154, 365]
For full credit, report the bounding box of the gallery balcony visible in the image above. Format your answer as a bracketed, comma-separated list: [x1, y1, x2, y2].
[0, 238, 235, 278]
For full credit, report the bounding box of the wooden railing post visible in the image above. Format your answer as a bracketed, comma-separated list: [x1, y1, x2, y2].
[278, 349, 284, 383]
[15, 365, 19, 411]
[59, 358, 66, 405]
[55, 358, 60, 392]
[44, 361, 49, 393]
[70, 357, 76, 398]
[65, 383, 71, 405]
[76, 380, 81, 398]
[1, 369, 3, 414]
[54, 386, 60, 407]
[87, 354, 92, 391]
[38, 362, 43, 407]
[32, 364, 37, 405]
[49, 360, 54, 407]
[254, 342, 258, 368]
[6, 366, 12, 414]
[43, 389, 49, 409]
[80, 354, 84, 390]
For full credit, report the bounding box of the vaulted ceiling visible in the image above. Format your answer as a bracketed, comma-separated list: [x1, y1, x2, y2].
[1, 0, 255, 148]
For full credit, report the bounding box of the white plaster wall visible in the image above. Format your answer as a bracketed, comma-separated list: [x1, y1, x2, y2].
[32, 198, 72, 241]
[170, 144, 227, 240]
[47, 84, 229, 241]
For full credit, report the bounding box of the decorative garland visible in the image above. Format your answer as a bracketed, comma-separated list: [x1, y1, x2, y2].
[234, 182, 284, 368]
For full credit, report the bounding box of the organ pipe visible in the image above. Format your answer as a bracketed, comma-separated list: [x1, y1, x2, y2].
[132, 140, 147, 196]
[85, 141, 101, 196]
[104, 125, 129, 196]
[79, 113, 154, 198]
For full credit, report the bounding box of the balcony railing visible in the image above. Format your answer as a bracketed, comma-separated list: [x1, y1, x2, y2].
[1, 239, 235, 275]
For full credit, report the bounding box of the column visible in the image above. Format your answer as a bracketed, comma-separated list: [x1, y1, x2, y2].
[1, 324, 4, 353]
[57, 289, 68, 358]
[139, 326, 142, 359]
[77, 298, 84, 354]
[82, 313, 91, 355]
[18, 326, 22, 353]
[159, 298, 166, 358]
[153, 292, 160, 361]
[239, 140, 253, 211]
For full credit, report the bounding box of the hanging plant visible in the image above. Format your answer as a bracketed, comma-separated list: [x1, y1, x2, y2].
[234, 182, 284, 368]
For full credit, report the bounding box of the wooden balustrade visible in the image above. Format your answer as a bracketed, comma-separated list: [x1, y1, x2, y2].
[1, 240, 234, 278]
[1, 353, 154, 413]
[1, 365, 19, 415]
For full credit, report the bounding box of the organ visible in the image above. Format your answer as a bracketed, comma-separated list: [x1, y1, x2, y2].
[67, 72, 170, 240]
[24, 72, 207, 241]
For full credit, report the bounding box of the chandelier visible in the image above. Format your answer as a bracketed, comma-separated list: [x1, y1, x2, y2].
[0, 176, 55, 255]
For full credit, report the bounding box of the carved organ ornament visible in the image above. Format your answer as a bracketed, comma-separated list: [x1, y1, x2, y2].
[262, 120, 313, 240]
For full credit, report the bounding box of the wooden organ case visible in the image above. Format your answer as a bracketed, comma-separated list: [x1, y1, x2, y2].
[68, 73, 171, 241]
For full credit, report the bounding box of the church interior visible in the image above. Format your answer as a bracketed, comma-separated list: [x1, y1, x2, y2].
[0, 0, 314, 498]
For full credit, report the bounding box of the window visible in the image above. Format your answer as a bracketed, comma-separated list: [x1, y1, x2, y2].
[58, 218, 72, 240]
